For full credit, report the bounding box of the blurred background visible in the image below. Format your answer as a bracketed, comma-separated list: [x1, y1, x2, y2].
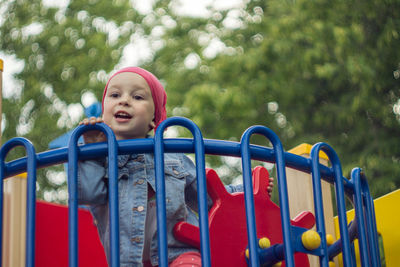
[0, 0, 399, 203]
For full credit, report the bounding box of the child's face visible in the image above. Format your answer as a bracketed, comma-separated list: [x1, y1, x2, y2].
[102, 72, 155, 140]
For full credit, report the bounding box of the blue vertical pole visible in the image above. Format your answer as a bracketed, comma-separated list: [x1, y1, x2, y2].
[311, 143, 352, 267]
[309, 146, 329, 267]
[360, 173, 381, 267]
[0, 157, 2, 266]
[155, 117, 211, 267]
[68, 131, 81, 267]
[25, 141, 37, 267]
[240, 126, 294, 267]
[0, 145, 5, 266]
[351, 168, 370, 266]
[68, 123, 119, 267]
[0, 138, 37, 267]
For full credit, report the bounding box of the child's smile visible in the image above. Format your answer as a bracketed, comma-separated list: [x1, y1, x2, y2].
[114, 110, 133, 122]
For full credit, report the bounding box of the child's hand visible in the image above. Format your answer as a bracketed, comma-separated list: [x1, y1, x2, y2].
[267, 176, 274, 197]
[79, 117, 106, 143]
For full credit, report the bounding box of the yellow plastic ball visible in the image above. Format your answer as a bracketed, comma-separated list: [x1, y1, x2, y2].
[301, 230, 321, 250]
[245, 249, 249, 258]
[272, 262, 282, 267]
[259, 237, 271, 249]
[326, 234, 335, 246]
[329, 261, 335, 267]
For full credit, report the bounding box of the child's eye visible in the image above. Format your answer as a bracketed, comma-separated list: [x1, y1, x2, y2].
[133, 95, 144, 100]
[110, 93, 119, 98]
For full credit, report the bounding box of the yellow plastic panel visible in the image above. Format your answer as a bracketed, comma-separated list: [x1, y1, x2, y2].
[334, 189, 400, 266]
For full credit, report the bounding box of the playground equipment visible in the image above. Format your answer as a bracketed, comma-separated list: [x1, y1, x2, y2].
[334, 189, 400, 267]
[0, 116, 382, 266]
[173, 166, 315, 267]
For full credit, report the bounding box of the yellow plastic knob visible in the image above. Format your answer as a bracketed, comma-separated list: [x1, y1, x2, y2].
[272, 262, 282, 267]
[326, 234, 335, 246]
[259, 237, 271, 249]
[301, 230, 321, 250]
[245, 249, 249, 258]
[329, 261, 335, 267]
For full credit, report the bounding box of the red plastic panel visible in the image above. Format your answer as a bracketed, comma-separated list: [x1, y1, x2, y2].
[174, 166, 314, 267]
[35, 200, 107, 267]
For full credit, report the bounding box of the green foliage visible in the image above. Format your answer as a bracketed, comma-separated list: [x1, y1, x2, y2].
[0, 0, 142, 199]
[147, 0, 400, 197]
[1, 0, 399, 200]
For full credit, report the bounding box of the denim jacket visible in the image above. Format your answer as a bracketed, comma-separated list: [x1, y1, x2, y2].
[77, 152, 242, 267]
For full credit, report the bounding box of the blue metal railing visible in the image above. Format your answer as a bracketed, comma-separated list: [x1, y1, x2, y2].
[0, 138, 37, 267]
[155, 117, 211, 267]
[240, 125, 294, 267]
[311, 143, 352, 266]
[0, 117, 380, 266]
[67, 123, 120, 267]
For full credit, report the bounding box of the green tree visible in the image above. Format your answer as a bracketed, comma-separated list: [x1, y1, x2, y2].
[0, 0, 149, 200]
[147, 0, 400, 197]
[1, 0, 399, 201]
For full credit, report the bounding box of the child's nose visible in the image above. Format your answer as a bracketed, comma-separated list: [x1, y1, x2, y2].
[119, 95, 131, 106]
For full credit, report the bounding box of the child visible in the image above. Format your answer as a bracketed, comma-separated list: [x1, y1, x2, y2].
[77, 67, 273, 267]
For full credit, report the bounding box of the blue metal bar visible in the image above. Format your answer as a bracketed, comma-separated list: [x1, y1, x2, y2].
[0, 117, 382, 267]
[311, 142, 352, 267]
[240, 125, 294, 267]
[0, 150, 3, 265]
[351, 241, 357, 266]
[309, 146, 329, 267]
[328, 220, 358, 259]
[360, 173, 381, 267]
[68, 123, 119, 267]
[351, 168, 370, 266]
[258, 243, 285, 265]
[0, 137, 37, 267]
[2, 139, 352, 192]
[154, 117, 211, 267]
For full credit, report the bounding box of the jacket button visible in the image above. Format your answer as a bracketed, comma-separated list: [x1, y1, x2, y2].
[133, 206, 145, 212]
[173, 169, 179, 175]
[137, 205, 144, 212]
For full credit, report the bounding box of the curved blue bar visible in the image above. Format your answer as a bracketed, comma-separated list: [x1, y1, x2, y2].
[309, 145, 330, 267]
[2, 138, 351, 191]
[258, 243, 285, 266]
[0, 151, 3, 265]
[68, 123, 120, 267]
[351, 168, 370, 266]
[327, 220, 358, 259]
[0, 137, 37, 267]
[0, 117, 382, 267]
[240, 125, 294, 267]
[155, 117, 211, 267]
[311, 143, 352, 267]
[359, 171, 381, 267]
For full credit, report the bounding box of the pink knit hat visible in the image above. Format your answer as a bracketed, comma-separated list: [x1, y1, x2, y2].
[102, 67, 167, 133]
